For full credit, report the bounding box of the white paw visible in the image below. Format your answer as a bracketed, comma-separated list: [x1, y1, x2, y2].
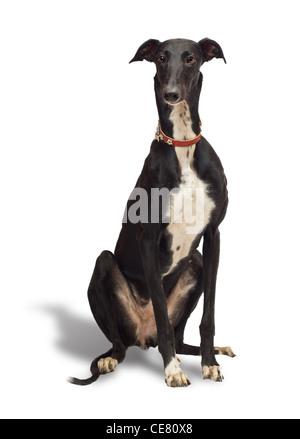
[165, 357, 191, 387]
[98, 357, 118, 374]
[202, 365, 224, 382]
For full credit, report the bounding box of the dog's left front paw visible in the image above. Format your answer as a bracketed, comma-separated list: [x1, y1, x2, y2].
[202, 365, 224, 382]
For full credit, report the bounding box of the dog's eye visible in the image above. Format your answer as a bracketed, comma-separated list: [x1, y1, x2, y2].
[158, 56, 167, 64]
[186, 56, 196, 65]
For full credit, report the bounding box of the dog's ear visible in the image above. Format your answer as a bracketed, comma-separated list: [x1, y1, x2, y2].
[130, 39, 161, 63]
[198, 38, 226, 64]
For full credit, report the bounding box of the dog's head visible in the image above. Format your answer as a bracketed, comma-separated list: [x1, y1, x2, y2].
[130, 38, 226, 105]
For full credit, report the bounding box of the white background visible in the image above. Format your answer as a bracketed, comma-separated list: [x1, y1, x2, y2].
[1, 0, 300, 419]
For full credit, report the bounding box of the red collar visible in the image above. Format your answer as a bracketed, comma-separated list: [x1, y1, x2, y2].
[155, 123, 202, 147]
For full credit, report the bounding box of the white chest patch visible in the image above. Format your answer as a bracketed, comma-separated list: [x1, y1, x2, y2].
[163, 101, 215, 276]
[169, 100, 195, 140]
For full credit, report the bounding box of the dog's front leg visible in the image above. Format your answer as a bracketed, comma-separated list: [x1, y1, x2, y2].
[138, 227, 190, 387]
[200, 225, 224, 382]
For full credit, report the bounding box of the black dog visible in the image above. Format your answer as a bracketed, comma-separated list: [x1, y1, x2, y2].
[69, 38, 235, 387]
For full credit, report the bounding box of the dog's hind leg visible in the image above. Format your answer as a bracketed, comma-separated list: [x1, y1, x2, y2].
[176, 344, 236, 358]
[69, 251, 133, 386]
[88, 251, 130, 365]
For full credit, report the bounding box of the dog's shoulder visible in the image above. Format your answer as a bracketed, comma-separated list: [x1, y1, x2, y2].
[194, 137, 227, 190]
[194, 136, 228, 226]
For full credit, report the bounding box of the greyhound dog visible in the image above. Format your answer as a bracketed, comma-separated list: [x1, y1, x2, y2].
[69, 38, 235, 387]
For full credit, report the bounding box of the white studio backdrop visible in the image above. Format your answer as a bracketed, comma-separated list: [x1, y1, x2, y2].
[1, 0, 300, 419]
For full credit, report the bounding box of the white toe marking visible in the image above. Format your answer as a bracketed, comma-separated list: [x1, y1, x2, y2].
[165, 357, 190, 387]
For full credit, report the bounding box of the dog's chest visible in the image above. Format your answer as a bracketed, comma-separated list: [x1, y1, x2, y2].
[163, 103, 215, 275]
[163, 149, 214, 275]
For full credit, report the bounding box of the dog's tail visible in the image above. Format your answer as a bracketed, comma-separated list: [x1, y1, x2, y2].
[67, 348, 113, 386]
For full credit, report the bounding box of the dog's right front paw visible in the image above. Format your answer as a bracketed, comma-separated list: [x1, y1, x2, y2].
[165, 357, 191, 387]
[165, 371, 191, 387]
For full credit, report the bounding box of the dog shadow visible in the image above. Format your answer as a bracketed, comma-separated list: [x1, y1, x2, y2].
[40, 304, 163, 376]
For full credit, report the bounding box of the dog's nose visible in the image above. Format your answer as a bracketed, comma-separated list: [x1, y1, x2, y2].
[163, 91, 181, 104]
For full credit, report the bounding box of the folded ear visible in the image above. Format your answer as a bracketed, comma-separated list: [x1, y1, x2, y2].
[198, 38, 226, 64]
[129, 39, 161, 63]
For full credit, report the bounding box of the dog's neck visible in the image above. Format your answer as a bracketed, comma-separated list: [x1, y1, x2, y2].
[154, 73, 202, 141]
